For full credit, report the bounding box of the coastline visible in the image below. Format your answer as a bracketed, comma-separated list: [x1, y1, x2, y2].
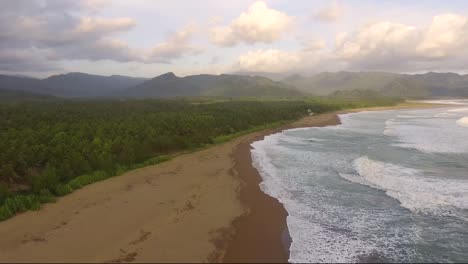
[0, 102, 441, 263]
[222, 101, 444, 263]
[223, 113, 341, 263]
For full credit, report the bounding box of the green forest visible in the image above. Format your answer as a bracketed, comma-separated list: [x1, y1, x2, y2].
[0, 97, 400, 220]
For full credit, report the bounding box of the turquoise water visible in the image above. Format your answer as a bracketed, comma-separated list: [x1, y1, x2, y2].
[251, 100, 468, 263]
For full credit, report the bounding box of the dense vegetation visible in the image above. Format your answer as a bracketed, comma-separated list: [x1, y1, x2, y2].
[0, 98, 400, 220]
[126, 72, 301, 98]
[0, 88, 56, 102]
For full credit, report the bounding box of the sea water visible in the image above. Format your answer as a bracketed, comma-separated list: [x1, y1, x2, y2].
[251, 100, 468, 263]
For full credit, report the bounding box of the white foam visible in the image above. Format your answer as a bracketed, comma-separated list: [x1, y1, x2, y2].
[251, 134, 420, 263]
[420, 99, 468, 105]
[342, 156, 468, 218]
[434, 112, 456, 118]
[456, 117, 468, 127]
[397, 115, 432, 119]
[251, 108, 468, 262]
[383, 111, 468, 153]
[251, 133, 292, 201]
[448, 107, 468, 113]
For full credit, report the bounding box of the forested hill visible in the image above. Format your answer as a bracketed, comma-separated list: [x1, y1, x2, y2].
[0, 88, 56, 102]
[0, 73, 147, 98]
[281, 71, 468, 98]
[124, 72, 302, 98]
[3, 71, 468, 99]
[0, 72, 300, 99]
[43, 73, 148, 97]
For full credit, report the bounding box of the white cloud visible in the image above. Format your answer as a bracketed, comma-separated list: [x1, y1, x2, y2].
[335, 21, 418, 60]
[236, 49, 301, 72]
[333, 13, 468, 71]
[210, 1, 292, 46]
[147, 24, 202, 63]
[416, 14, 468, 58]
[235, 12, 468, 74]
[80, 0, 110, 10]
[299, 37, 327, 52]
[74, 17, 136, 34]
[314, 2, 345, 23]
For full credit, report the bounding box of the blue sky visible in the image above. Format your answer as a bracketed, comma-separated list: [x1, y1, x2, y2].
[1, 0, 468, 77]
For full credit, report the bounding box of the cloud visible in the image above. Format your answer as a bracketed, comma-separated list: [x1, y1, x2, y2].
[147, 24, 202, 63]
[0, 0, 202, 73]
[0, 48, 61, 72]
[235, 13, 468, 74]
[235, 49, 301, 72]
[74, 17, 136, 34]
[314, 2, 345, 23]
[335, 22, 418, 60]
[333, 13, 468, 71]
[298, 36, 327, 52]
[210, 1, 292, 46]
[416, 14, 468, 58]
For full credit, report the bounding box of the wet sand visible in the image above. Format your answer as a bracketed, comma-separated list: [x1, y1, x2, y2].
[223, 113, 341, 263]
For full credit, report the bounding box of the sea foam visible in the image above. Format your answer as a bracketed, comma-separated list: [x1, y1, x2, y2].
[456, 117, 468, 127]
[251, 104, 468, 262]
[341, 156, 468, 218]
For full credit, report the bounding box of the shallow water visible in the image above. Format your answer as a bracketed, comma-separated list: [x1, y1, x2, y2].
[251, 100, 468, 263]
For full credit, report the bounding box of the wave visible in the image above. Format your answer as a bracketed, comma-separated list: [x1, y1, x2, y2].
[397, 115, 432, 119]
[341, 157, 468, 219]
[278, 134, 327, 145]
[383, 112, 468, 153]
[448, 107, 468, 113]
[456, 117, 468, 127]
[251, 133, 292, 201]
[383, 118, 399, 137]
[251, 137, 420, 262]
[434, 112, 456, 118]
[421, 99, 468, 105]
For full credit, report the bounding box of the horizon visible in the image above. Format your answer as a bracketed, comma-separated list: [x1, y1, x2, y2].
[2, 0, 468, 78]
[3, 70, 468, 80]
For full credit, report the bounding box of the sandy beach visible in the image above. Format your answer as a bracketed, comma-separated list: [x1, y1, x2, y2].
[0, 102, 439, 263]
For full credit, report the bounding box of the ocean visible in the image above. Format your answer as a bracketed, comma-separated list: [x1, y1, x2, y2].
[251, 100, 468, 263]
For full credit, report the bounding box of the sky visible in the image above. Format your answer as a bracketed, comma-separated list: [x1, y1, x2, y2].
[1, 0, 468, 78]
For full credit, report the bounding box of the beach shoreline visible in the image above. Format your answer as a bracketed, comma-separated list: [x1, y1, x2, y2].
[221, 101, 445, 263]
[222, 113, 341, 263]
[0, 102, 441, 263]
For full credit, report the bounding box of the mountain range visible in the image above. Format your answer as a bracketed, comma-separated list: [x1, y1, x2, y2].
[0, 72, 147, 98]
[127, 72, 300, 98]
[1, 71, 468, 100]
[281, 71, 468, 98]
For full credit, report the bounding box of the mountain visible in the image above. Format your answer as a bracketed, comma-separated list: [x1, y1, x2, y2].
[125, 72, 302, 98]
[0, 73, 148, 98]
[0, 75, 53, 95]
[411, 72, 468, 97]
[284, 71, 403, 95]
[42, 73, 148, 97]
[231, 71, 291, 81]
[2, 71, 468, 99]
[283, 71, 468, 98]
